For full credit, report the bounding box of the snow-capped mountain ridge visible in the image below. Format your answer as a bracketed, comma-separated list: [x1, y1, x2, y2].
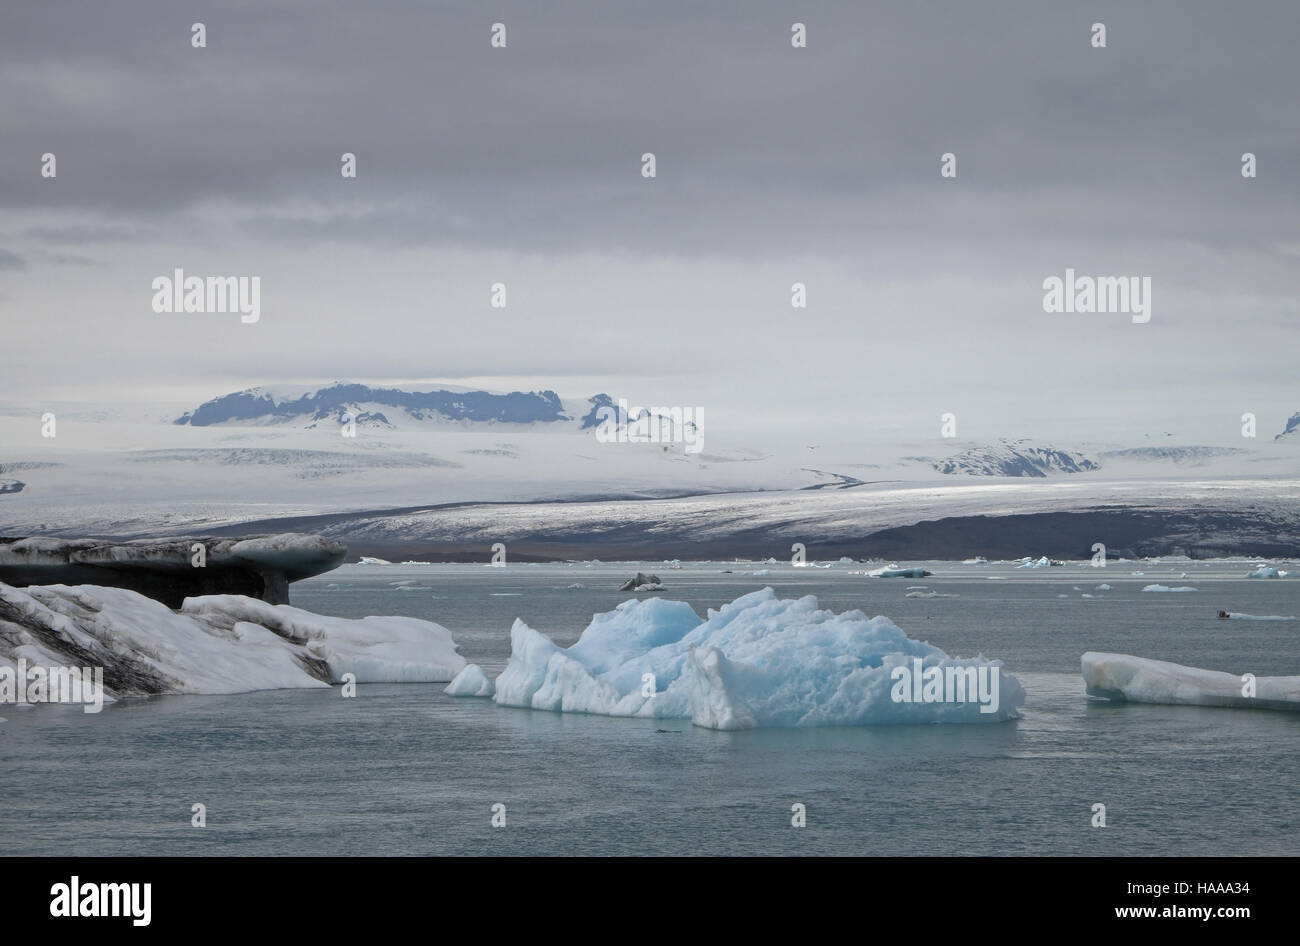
[175, 382, 573, 428]
[933, 439, 1100, 477]
[1276, 412, 1300, 442]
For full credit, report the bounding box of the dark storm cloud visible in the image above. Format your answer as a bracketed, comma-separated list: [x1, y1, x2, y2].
[1, 1, 1296, 256]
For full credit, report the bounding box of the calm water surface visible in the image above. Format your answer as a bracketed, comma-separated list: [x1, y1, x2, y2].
[2, 561, 1297, 855]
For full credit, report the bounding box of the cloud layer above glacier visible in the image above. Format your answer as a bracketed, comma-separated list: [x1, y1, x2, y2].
[1, 1, 1297, 442]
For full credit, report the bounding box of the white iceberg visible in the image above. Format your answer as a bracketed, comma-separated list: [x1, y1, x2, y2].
[444, 663, 495, 697]
[1142, 584, 1197, 592]
[467, 588, 1023, 729]
[867, 564, 931, 578]
[0, 582, 465, 701]
[1016, 556, 1051, 569]
[1247, 566, 1293, 579]
[1082, 652, 1300, 711]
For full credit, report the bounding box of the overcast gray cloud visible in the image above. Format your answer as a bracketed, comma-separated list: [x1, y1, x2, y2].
[0, 0, 1296, 441]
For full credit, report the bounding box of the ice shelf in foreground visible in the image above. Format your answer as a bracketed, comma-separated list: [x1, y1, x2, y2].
[1081, 652, 1300, 711]
[0, 582, 465, 701]
[452, 587, 1024, 729]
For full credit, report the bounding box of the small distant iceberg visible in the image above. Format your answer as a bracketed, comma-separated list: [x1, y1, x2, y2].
[1218, 611, 1296, 621]
[1082, 652, 1300, 711]
[1142, 584, 1198, 592]
[867, 564, 932, 578]
[358, 556, 391, 565]
[1095, 584, 1111, 591]
[1016, 556, 1051, 569]
[962, 557, 988, 565]
[1247, 565, 1294, 579]
[618, 572, 664, 592]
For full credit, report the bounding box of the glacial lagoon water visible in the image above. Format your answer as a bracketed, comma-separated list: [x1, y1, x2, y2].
[2, 560, 1298, 856]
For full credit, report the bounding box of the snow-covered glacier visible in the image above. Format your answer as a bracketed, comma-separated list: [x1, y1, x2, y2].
[448, 588, 1024, 729]
[1081, 652, 1300, 711]
[0, 582, 465, 702]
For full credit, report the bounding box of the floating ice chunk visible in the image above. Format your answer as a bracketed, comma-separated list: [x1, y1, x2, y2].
[358, 557, 391, 565]
[1142, 584, 1197, 592]
[868, 565, 931, 578]
[1082, 652, 1300, 711]
[618, 572, 664, 592]
[475, 588, 1023, 728]
[1247, 566, 1293, 579]
[752, 569, 771, 577]
[1017, 556, 1051, 569]
[962, 557, 988, 565]
[181, 595, 466, 683]
[1095, 584, 1111, 590]
[0, 583, 465, 702]
[444, 664, 495, 697]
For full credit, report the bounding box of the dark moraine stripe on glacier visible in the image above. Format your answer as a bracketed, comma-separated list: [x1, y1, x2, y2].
[0, 592, 177, 694]
[183, 505, 1300, 561]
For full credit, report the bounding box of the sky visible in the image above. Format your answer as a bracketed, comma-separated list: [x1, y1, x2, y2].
[1, 0, 1297, 445]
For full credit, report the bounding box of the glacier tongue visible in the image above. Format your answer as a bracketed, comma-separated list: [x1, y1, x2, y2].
[1081, 652, 1300, 710]
[473, 587, 1024, 728]
[0, 582, 465, 701]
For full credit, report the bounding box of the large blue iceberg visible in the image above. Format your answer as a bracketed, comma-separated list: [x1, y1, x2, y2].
[446, 588, 1024, 729]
